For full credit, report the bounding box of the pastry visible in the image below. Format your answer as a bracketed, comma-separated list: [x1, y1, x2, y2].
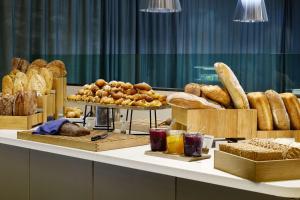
[108, 81, 118, 87]
[125, 88, 137, 95]
[134, 82, 152, 91]
[247, 92, 273, 130]
[122, 82, 133, 90]
[265, 90, 290, 130]
[214, 62, 250, 109]
[201, 85, 231, 107]
[2, 75, 14, 95]
[167, 92, 224, 109]
[27, 74, 47, 95]
[40, 68, 53, 92]
[115, 98, 124, 105]
[280, 93, 300, 130]
[47, 60, 67, 77]
[95, 79, 107, 88]
[90, 84, 100, 93]
[111, 92, 124, 100]
[184, 83, 202, 97]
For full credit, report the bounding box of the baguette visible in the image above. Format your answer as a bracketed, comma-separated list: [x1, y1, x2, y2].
[247, 92, 273, 130]
[214, 62, 249, 109]
[280, 93, 300, 130]
[265, 90, 290, 130]
[201, 85, 231, 107]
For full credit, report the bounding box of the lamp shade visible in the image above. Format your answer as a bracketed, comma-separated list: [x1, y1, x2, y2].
[140, 0, 182, 13]
[233, 0, 268, 22]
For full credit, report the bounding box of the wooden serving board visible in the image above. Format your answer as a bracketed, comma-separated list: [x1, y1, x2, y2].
[145, 150, 211, 162]
[214, 150, 300, 182]
[17, 131, 149, 152]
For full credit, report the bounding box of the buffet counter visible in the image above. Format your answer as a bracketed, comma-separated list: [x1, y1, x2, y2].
[0, 130, 300, 200]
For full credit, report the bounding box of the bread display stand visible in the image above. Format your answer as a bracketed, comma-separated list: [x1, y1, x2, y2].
[172, 106, 300, 139]
[17, 131, 149, 152]
[37, 90, 56, 121]
[53, 77, 67, 119]
[214, 150, 300, 182]
[68, 100, 170, 135]
[0, 113, 43, 130]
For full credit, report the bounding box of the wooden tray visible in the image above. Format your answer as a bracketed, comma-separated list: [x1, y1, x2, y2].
[214, 150, 300, 182]
[145, 150, 211, 162]
[0, 113, 43, 130]
[17, 131, 150, 152]
[172, 106, 300, 140]
[67, 100, 170, 110]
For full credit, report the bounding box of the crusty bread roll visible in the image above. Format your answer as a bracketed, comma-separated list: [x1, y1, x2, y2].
[184, 83, 202, 97]
[167, 92, 224, 109]
[247, 92, 273, 131]
[201, 85, 231, 107]
[27, 74, 47, 95]
[134, 82, 152, 91]
[214, 62, 250, 109]
[265, 90, 290, 130]
[47, 60, 67, 78]
[280, 93, 300, 130]
[40, 68, 53, 92]
[2, 75, 14, 95]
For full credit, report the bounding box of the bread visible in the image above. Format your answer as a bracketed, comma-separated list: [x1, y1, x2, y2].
[184, 83, 202, 97]
[0, 94, 15, 115]
[31, 59, 47, 68]
[13, 91, 37, 116]
[167, 92, 224, 109]
[134, 82, 152, 91]
[95, 79, 107, 88]
[9, 69, 20, 80]
[247, 92, 273, 130]
[27, 64, 41, 73]
[27, 74, 47, 95]
[47, 60, 67, 77]
[11, 57, 22, 70]
[60, 123, 90, 137]
[13, 72, 28, 94]
[219, 143, 283, 161]
[39, 68, 53, 92]
[265, 90, 290, 130]
[2, 75, 14, 95]
[11, 58, 29, 73]
[214, 62, 250, 109]
[201, 85, 231, 107]
[280, 93, 300, 130]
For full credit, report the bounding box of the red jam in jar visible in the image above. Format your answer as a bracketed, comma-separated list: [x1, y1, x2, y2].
[149, 128, 168, 151]
[183, 133, 203, 157]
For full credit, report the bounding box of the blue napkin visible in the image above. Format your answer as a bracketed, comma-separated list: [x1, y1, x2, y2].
[33, 119, 70, 135]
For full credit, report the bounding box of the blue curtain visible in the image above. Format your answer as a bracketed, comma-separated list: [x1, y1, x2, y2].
[0, 0, 299, 92]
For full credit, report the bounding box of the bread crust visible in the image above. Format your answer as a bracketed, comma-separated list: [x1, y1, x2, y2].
[2, 75, 14, 95]
[280, 93, 300, 130]
[134, 82, 152, 91]
[184, 83, 202, 97]
[201, 85, 231, 107]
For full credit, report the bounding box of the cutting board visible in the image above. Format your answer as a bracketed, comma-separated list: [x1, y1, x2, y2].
[17, 131, 149, 152]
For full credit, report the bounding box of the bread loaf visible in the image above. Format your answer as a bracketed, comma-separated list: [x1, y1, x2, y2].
[26, 68, 39, 80]
[167, 92, 224, 109]
[13, 72, 28, 94]
[60, 123, 90, 137]
[11, 58, 29, 73]
[265, 90, 290, 130]
[2, 75, 14, 95]
[40, 68, 53, 92]
[280, 93, 300, 130]
[31, 59, 47, 68]
[47, 60, 67, 78]
[13, 92, 25, 116]
[214, 62, 250, 109]
[247, 92, 273, 130]
[184, 83, 202, 97]
[13, 91, 37, 116]
[27, 74, 47, 95]
[0, 94, 14, 115]
[201, 85, 231, 107]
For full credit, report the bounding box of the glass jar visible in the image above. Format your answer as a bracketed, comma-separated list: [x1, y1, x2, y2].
[183, 133, 203, 157]
[166, 130, 184, 155]
[149, 128, 168, 151]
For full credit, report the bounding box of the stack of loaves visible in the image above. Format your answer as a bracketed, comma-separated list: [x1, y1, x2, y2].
[167, 62, 300, 131]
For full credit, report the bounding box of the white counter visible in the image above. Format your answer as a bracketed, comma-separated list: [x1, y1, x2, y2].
[0, 130, 300, 198]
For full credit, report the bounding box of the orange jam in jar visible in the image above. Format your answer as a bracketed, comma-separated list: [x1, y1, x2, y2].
[166, 130, 184, 155]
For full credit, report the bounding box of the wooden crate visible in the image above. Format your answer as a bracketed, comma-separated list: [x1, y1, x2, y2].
[53, 77, 67, 119]
[172, 107, 300, 140]
[17, 131, 149, 152]
[172, 107, 257, 138]
[214, 150, 300, 182]
[0, 113, 43, 130]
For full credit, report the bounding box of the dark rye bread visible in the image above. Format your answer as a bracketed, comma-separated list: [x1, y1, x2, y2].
[219, 143, 283, 161]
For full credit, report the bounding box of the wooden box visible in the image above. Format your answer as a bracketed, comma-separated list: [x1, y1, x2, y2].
[0, 113, 43, 130]
[17, 131, 149, 152]
[172, 107, 300, 139]
[53, 77, 67, 119]
[214, 150, 300, 182]
[37, 91, 56, 121]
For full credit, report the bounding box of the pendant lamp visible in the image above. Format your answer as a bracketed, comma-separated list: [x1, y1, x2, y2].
[233, 0, 268, 22]
[140, 0, 182, 13]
